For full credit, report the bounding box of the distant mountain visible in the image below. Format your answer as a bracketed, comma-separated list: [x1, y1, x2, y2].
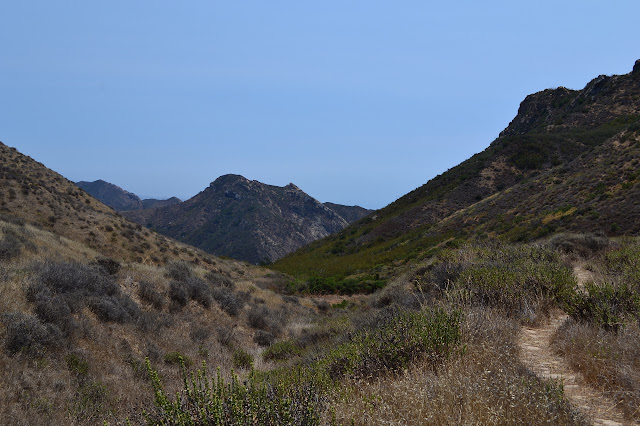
[123, 174, 372, 264]
[273, 59, 640, 280]
[76, 180, 180, 211]
[141, 197, 182, 210]
[76, 180, 143, 211]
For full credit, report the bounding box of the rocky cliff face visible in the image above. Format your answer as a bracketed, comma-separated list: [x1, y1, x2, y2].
[123, 175, 371, 264]
[501, 63, 640, 137]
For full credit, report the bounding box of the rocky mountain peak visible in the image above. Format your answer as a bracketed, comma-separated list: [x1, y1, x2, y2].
[285, 182, 302, 191]
[500, 87, 577, 137]
[123, 175, 372, 264]
[500, 59, 640, 138]
[210, 174, 250, 188]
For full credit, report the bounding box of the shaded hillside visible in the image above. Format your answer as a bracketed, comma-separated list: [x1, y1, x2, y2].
[273, 60, 640, 280]
[324, 202, 371, 223]
[0, 143, 218, 265]
[142, 196, 181, 210]
[124, 175, 372, 264]
[76, 179, 143, 211]
[76, 179, 181, 211]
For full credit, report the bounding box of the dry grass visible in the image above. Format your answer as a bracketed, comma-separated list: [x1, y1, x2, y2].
[1, 201, 635, 424]
[328, 308, 585, 425]
[553, 319, 640, 420]
[0, 218, 316, 424]
[551, 237, 640, 422]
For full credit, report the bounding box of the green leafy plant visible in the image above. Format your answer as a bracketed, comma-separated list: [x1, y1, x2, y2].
[262, 340, 302, 362]
[231, 348, 253, 370]
[143, 359, 323, 425]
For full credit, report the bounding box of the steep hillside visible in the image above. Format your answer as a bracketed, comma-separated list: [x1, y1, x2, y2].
[76, 179, 181, 211]
[0, 143, 320, 424]
[123, 175, 371, 264]
[273, 60, 640, 280]
[1, 143, 220, 266]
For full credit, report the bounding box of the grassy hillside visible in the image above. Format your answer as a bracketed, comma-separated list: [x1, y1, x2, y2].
[0, 217, 317, 424]
[272, 62, 640, 286]
[0, 142, 221, 266]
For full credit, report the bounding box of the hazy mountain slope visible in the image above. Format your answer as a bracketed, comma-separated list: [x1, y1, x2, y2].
[273, 60, 640, 279]
[142, 196, 181, 210]
[323, 202, 371, 223]
[0, 143, 217, 265]
[124, 174, 371, 264]
[76, 179, 181, 211]
[76, 179, 143, 211]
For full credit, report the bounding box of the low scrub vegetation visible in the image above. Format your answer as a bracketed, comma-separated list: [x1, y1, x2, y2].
[415, 243, 576, 322]
[553, 238, 640, 420]
[2, 223, 637, 424]
[144, 360, 322, 425]
[330, 308, 584, 424]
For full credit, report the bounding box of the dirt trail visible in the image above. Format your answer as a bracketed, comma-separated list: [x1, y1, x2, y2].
[518, 265, 633, 425]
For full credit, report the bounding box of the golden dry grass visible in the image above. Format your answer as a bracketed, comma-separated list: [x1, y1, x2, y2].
[553, 320, 640, 421]
[0, 216, 312, 424]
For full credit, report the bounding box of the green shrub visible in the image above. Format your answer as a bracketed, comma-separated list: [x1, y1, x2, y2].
[65, 353, 89, 377]
[143, 360, 323, 425]
[263, 340, 302, 362]
[305, 276, 387, 295]
[564, 281, 640, 331]
[422, 244, 576, 320]
[232, 349, 253, 370]
[164, 352, 193, 367]
[321, 308, 462, 380]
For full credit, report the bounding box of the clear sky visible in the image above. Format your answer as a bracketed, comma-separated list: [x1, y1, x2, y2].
[1, 1, 639, 209]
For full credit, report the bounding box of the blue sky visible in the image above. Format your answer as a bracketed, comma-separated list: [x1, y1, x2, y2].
[1, 1, 639, 209]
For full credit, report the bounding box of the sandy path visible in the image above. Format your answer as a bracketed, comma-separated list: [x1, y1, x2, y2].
[517, 266, 633, 425]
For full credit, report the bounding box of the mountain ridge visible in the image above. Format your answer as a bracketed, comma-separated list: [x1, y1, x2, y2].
[272, 59, 640, 281]
[0, 143, 227, 266]
[76, 179, 181, 211]
[123, 174, 372, 264]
